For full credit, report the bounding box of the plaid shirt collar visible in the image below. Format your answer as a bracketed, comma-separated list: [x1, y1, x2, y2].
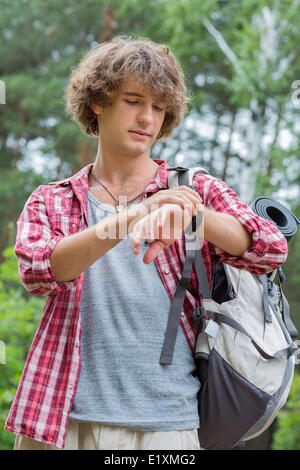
[54, 159, 169, 191]
[52, 158, 170, 226]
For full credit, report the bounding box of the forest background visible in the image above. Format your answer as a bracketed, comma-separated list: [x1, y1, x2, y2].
[0, 0, 299, 450]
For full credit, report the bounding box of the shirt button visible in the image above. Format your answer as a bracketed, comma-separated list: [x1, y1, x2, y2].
[75, 342, 79, 348]
[181, 311, 185, 317]
[72, 224, 76, 228]
[164, 269, 170, 274]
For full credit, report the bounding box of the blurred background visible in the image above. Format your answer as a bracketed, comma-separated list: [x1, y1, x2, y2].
[0, 0, 299, 450]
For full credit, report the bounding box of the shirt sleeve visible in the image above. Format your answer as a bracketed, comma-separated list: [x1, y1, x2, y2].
[14, 185, 81, 296]
[199, 176, 288, 275]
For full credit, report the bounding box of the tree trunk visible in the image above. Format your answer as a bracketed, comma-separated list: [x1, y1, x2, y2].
[99, 7, 116, 43]
[209, 110, 221, 175]
[222, 109, 237, 182]
[238, 100, 265, 204]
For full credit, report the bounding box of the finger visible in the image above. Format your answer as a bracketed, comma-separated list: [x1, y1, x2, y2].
[131, 231, 143, 246]
[176, 194, 199, 209]
[176, 186, 203, 203]
[143, 240, 166, 264]
[131, 211, 159, 249]
[130, 228, 145, 253]
[178, 191, 203, 209]
[149, 186, 202, 205]
[148, 195, 195, 212]
[131, 232, 142, 250]
[131, 215, 148, 243]
[133, 243, 141, 255]
[158, 189, 202, 209]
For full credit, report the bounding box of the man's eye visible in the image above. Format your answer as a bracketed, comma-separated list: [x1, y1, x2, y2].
[124, 100, 164, 112]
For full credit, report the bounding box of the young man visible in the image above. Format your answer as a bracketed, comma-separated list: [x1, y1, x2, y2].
[6, 35, 287, 450]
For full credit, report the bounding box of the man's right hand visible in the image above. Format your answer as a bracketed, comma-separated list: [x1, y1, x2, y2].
[141, 185, 202, 214]
[130, 202, 203, 264]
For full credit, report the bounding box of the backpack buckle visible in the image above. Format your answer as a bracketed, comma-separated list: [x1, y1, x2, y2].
[193, 305, 207, 327]
[289, 342, 299, 359]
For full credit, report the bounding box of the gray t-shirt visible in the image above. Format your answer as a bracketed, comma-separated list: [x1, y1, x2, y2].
[69, 191, 200, 430]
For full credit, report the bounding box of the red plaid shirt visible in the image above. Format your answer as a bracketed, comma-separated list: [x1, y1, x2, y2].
[5, 159, 288, 448]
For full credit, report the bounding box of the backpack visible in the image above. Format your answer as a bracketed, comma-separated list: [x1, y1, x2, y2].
[159, 165, 299, 450]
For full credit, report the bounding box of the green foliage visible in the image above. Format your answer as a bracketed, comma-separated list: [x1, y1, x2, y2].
[272, 372, 300, 450]
[0, 246, 46, 449]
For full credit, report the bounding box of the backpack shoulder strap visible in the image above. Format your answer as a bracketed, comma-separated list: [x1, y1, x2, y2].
[167, 166, 208, 234]
[167, 166, 209, 189]
[160, 166, 211, 365]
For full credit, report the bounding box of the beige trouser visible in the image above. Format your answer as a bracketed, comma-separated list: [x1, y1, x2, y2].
[14, 419, 201, 450]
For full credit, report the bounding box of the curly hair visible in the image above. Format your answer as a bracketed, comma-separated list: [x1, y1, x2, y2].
[64, 34, 192, 141]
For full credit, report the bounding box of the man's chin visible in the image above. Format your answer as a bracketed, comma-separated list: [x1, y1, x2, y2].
[124, 142, 151, 157]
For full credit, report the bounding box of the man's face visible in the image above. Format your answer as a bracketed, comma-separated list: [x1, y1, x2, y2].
[91, 78, 166, 157]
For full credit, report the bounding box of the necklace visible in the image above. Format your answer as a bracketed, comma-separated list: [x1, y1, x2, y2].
[91, 170, 147, 213]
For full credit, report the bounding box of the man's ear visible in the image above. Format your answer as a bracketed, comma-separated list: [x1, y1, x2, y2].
[90, 101, 102, 116]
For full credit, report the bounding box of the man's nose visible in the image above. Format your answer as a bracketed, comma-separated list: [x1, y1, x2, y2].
[137, 104, 154, 125]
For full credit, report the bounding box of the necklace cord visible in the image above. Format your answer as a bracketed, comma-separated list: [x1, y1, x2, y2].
[91, 170, 147, 207]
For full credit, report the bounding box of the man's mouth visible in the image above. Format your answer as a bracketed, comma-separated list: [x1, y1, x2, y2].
[129, 130, 151, 139]
[129, 129, 150, 136]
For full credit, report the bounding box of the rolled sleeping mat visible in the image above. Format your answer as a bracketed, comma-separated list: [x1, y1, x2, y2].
[251, 198, 299, 336]
[251, 197, 299, 243]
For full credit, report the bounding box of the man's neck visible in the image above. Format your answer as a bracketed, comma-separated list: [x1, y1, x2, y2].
[90, 155, 160, 191]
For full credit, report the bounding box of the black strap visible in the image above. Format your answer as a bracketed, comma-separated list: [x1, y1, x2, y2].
[194, 307, 296, 360]
[159, 247, 196, 364]
[257, 275, 273, 323]
[166, 166, 190, 172]
[277, 273, 298, 341]
[194, 249, 212, 300]
[160, 167, 207, 365]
